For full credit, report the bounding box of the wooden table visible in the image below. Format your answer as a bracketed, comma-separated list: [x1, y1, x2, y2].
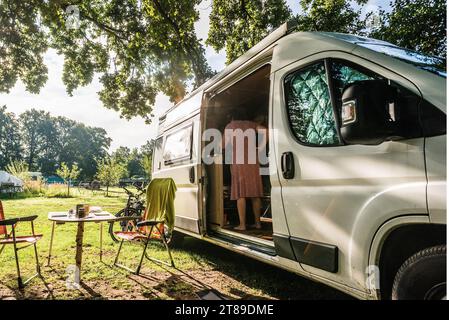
[47, 211, 116, 275]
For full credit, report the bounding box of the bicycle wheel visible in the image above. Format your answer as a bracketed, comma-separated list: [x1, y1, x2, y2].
[109, 207, 141, 242]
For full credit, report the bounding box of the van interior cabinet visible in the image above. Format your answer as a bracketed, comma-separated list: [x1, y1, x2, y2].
[205, 156, 224, 227]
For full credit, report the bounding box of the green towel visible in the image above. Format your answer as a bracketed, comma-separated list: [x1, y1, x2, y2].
[144, 178, 177, 230]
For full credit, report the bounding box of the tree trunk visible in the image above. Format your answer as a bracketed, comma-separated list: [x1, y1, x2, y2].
[67, 179, 70, 197]
[106, 184, 109, 197]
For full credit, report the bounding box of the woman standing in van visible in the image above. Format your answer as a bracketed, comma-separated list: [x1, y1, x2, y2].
[223, 110, 267, 231]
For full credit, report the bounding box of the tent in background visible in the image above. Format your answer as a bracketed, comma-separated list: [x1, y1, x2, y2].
[0, 171, 24, 193]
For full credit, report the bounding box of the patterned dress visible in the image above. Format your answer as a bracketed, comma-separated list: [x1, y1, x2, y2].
[224, 120, 264, 200]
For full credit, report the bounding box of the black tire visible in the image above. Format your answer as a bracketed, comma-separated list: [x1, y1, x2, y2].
[109, 208, 141, 242]
[392, 245, 446, 300]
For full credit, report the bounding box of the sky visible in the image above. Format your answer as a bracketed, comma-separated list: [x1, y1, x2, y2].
[0, 0, 388, 151]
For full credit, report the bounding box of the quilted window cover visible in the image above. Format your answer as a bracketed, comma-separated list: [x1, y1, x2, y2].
[285, 60, 376, 146]
[285, 62, 339, 145]
[331, 61, 376, 94]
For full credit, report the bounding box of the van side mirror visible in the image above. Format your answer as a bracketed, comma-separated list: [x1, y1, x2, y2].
[340, 80, 399, 145]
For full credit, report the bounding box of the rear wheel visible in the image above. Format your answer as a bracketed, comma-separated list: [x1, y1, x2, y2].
[392, 245, 446, 300]
[109, 208, 141, 242]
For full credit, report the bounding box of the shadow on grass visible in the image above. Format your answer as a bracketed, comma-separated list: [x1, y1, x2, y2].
[0, 273, 55, 300]
[171, 237, 354, 300]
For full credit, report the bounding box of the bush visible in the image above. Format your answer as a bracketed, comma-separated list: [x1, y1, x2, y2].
[23, 178, 46, 197]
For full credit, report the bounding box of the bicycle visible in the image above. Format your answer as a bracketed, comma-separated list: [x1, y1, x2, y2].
[109, 184, 146, 242]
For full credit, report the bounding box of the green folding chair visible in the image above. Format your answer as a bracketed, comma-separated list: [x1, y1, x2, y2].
[113, 178, 176, 275]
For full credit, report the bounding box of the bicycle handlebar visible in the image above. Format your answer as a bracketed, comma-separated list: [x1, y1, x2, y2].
[122, 185, 146, 198]
[122, 186, 132, 195]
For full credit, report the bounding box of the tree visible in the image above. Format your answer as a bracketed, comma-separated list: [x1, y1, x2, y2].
[141, 154, 153, 179]
[0, 2, 48, 94]
[18, 109, 57, 172]
[296, 0, 368, 34]
[56, 162, 81, 196]
[127, 148, 146, 177]
[111, 146, 132, 177]
[16, 109, 111, 179]
[370, 0, 446, 58]
[64, 124, 111, 179]
[207, 0, 292, 64]
[0, 106, 22, 170]
[140, 139, 155, 156]
[112, 147, 132, 167]
[1, 1, 214, 123]
[96, 157, 126, 196]
[112, 143, 155, 178]
[140, 139, 155, 178]
[37, 114, 59, 175]
[5, 160, 30, 182]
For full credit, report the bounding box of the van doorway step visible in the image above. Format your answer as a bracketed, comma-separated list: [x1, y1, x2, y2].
[208, 230, 277, 256]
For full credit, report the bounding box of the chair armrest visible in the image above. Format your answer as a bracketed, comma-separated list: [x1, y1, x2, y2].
[0, 218, 19, 226]
[16, 215, 38, 222]
[137, 220, 164, 227]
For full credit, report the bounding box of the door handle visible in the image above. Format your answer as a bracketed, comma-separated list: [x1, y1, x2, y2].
[281, 152, 295, 179]
[189, 167, 195, 183]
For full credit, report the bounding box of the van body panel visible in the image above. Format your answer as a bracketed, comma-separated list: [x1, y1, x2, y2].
[202, 233, 370, 299]
[271, 49, 428, 292]
[268, 71, 300, 267]
[153, 114, 202, 234]
[425, 135, 447, 224]
[368, 215, 431, 299]
[269, 72, 291, 236]
[270, 32, 358, 73]
[159, 92, 203, 134]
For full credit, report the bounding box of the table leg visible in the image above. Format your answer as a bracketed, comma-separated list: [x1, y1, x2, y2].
[75, 221, 84, 273]
[47, 221, 56, 266]
[99, 222, 103, 262]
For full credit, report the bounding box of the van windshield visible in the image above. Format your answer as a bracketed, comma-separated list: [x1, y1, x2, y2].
[357, 43, 446, 78]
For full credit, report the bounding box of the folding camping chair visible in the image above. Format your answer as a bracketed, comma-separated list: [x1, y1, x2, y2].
[113, 178, 176, 275]
[0, 200, 42, 288]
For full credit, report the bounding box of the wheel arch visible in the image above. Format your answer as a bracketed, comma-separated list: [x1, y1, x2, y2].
[369, 216, 446, 299]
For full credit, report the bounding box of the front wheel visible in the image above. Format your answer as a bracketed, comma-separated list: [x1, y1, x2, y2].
[392, 245, 446, 300]
[109, 208, 141, 242]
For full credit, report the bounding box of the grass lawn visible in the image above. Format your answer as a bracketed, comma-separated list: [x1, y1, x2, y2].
[0, 188, 351, 300]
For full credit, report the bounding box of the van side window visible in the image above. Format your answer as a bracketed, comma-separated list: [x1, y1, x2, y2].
[163, 124, 193, 165]
[330, 60, 380, 94]
[330, 59, 423, 139]
[284, 61, 339, 146]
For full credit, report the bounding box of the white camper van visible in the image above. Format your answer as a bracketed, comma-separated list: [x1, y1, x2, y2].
[152, 22, 446, 300]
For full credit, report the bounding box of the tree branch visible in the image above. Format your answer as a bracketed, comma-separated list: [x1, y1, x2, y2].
[151, 0, 208, 84]
[81, 12, 129, 41]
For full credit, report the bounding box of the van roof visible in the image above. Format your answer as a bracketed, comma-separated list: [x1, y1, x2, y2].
[159, 21, 297, 121]
[158, 26, 399, 122]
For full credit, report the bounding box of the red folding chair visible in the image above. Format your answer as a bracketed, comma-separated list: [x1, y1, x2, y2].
[0, 200, 42, 288]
